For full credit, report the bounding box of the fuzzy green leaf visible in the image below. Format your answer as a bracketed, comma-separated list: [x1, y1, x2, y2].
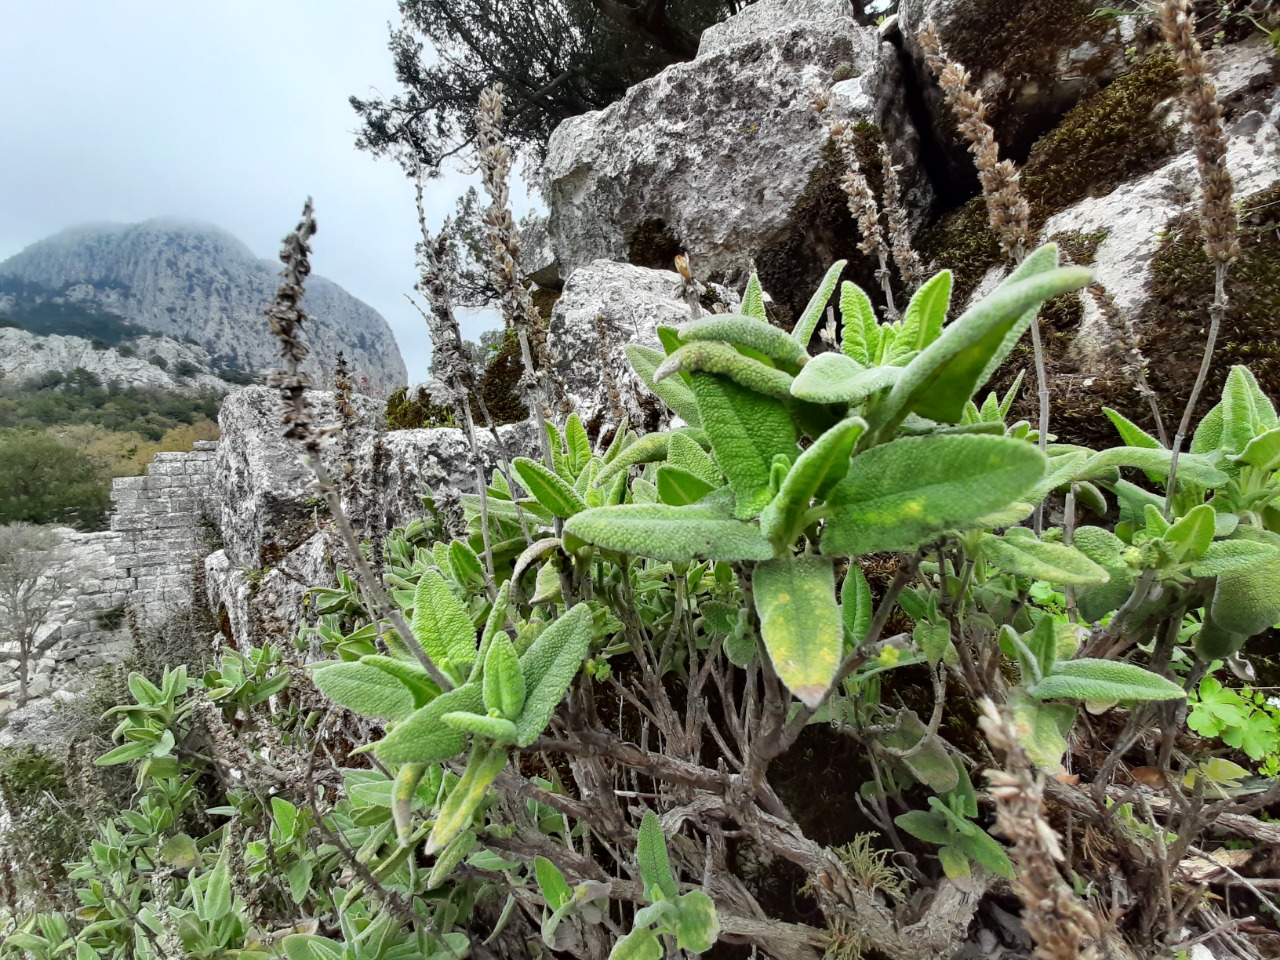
[1103, 407, 1162, 450]
[741, 272, 766, 320]
[1164, 503, 1216, 562]
[880, 258, 1091, 425]
[680, 314, 809, 368]
[483, 635, 526, 719]
[514, 457, 589, 519]
[839, 280, 879, 365]
[1077, 447, 1228, 488]
[666, 431, 721, 485]
[426, 741, 507, 855]
[841, 563, 873, 645]
[625, 344, 702, 426]
[412, 570, 478, 672]
[790, 353, 901, 404]
[793, 259, 848, 346]
[893, 269, 952, 358]
[515, 603, 594, 746]
[690, 373, 797, 519]
[672, 890, 719, 953]
[753, 556, 843, 708]
[656, 465, 717, 506]
[536, 856, 573, 911]
[595, 428, 707, 486]
[1232, 427, 1280, 472]
[637, 810, 679, 900]
[894, 810, 951, 845]
[822, 435, 1046, 556]
[760, 417, 866, 547]
[1029, 659, 1185, 703]
[1008, 689, 1075, 773]
[565, 503, 773, 562]
[1190, 539, 1279, 576]
[311, 661, 416, 721]
[656, 341, 796, 401]
[980, 531, 1110, 585]
[375, 682, 484, 764]
[440, 711, 519, 744]
[1210, 552, 1280, 636]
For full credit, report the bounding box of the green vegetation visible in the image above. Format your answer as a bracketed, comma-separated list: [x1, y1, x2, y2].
[0, 300, 154, 348]
[9, 248, 1280, 958]
[0, 432, 112, 529]
[0, 371, 221, 440]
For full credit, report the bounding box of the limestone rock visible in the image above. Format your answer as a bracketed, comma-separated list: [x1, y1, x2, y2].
[544, 0, 926, 313]
[896, 0, 1141, 174]
[547, 260, 736, 434]
[0, 328, 231, 393]
[518, 215, 561, 290]
[215, 387, 383, 569]
[0, 219, 407, 392]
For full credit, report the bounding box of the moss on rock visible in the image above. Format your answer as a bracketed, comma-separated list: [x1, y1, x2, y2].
[626, 218, 684, 271]
[1143, 182, 1280, 425]
[1022, 54, 1181, 223]
[757, 125, 889, 328]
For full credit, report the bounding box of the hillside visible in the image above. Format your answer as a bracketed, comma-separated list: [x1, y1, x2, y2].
[0, 219, 407, 392]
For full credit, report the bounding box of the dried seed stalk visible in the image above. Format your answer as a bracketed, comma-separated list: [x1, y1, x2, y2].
[979, 699, 1102, 960]
[1161, 0, 1240, 512]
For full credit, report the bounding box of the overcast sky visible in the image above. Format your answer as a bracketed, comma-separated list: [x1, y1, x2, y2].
[0, 1, 531, 382]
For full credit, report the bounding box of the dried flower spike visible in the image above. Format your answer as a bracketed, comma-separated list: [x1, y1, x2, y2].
[1160, 0, 1239, 265]
[919, 20, 1031, 264]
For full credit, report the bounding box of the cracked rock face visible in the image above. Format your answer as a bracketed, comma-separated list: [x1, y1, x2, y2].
[0, 327, 231, 394]
[546, 260, 738, 436]
[0, 219, 407, 393]
[896, 0, 1138, 176]
[544, 0, 926, 305]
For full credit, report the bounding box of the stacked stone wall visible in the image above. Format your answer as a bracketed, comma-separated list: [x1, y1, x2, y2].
[1, 441, 220, 732]
[110, 440, 220, 623]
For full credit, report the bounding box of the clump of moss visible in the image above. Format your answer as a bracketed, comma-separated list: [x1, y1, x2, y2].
[1023, 55, 1181, 223]
[385, 385, 455, 431]
[1143, 182, 1280, 424]
[530, 285, 560, 320]
[1050, 229, 1109, 267]
[934, 0, 1107, 159]
[475, 328, 529, 426]
[626, 217, 683, 271]
[916, 196, 1003, 306]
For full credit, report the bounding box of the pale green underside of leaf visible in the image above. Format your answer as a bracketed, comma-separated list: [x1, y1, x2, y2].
[564, 503, 774, 562]
[790, 353, 902, 404]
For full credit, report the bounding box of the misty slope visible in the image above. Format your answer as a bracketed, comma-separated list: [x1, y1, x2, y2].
[0, 219, 407, 392]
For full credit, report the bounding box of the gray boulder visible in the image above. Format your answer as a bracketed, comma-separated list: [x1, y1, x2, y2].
[215, 387, 383, 569]
[547, 261, 735, 435]
[544, 0, 926, 313]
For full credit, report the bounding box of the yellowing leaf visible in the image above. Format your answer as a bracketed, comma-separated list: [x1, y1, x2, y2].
[822, 435, 1045, 556]
[753, 556, 843, 708]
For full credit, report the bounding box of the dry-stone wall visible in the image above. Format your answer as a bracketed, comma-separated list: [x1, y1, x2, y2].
[1, 441, 220, 734]
[110, 441, 220, 623]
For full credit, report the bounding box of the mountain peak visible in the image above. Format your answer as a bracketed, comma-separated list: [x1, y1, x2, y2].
[0, 219, 406, 391]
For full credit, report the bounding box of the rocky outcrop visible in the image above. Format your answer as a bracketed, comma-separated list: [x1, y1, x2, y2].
[214, 387, 384, 570]
[543, 0, 929, 316]
[546, 261, 735, 434]
[0, 327, 230, 394]
[895, 0, 1143, 178]
[0, 219, 407, 392]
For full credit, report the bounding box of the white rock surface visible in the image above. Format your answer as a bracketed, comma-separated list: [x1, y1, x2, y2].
[973, 39, 1280, 371]
[0, 219, 407, 392]
[544, 0, 921, 292]
[0, 327, 230, 393]
[546, 260, 739, 433]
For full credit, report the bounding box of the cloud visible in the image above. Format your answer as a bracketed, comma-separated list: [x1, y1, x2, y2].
[0, 0, 537, 383]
